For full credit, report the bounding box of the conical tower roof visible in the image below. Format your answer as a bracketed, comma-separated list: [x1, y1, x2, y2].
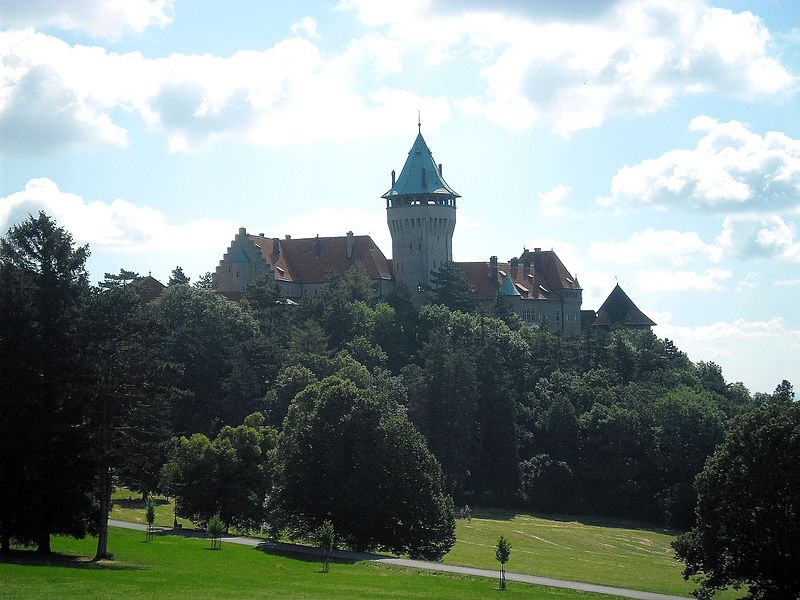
[500, 273, 521, 296]
[382, 132, 460, 199]
[595, 284, 656, 327]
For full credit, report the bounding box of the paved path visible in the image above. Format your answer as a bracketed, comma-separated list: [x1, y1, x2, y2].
[109, 519, 689, 600]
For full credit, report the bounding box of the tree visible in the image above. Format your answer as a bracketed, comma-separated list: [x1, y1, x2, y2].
[673, 402, 800, 600]
[771, 380, 795, 404]
[160, 413, 275, 531]
[145, 497, 156, 542]
[0, 212, 93, 554]
[429, 262, 475, 313]
[650, 387, 725, 527]
[149, 285, 264, 434]
[168, 266, 190, 286]
[268, 375, 456, 559]
[319, 519, 335, 573]
[290, 319, 330, 356]
[98, 268, 140, 289]
[495, 535, 511, 590]
[193, 272, 214, 290]
[207, 513, 224, 550]
[519, 454, 575, 513]
[80, 284, 171, 560]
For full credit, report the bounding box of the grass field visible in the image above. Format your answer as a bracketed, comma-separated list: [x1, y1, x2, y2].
[0, 527, 624, 600]
[446, 508, 733, 599]
[108, 491, 723, 598]
[110, 488, 194, 530]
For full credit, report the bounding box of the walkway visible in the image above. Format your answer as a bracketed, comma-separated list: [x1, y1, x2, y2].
[109, 519, 689, 600]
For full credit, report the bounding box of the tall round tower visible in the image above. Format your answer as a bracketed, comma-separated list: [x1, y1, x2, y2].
[382, 128, 459, 301]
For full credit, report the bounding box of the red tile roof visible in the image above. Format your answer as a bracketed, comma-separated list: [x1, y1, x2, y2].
[249, 234, 392, 284]
[455, 249, 579, 301]
[130, 276, 165, 302]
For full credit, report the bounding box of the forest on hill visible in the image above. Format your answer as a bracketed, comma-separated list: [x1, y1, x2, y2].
[1, 213, 794, 560]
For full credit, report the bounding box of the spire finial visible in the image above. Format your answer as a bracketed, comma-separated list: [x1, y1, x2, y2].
[418, 110, 421, 133]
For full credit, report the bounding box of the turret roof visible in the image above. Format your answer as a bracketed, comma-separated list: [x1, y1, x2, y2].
[594, 283, 656, 327]
[382, 132, 460, 199]
[500, 273, 522, 296]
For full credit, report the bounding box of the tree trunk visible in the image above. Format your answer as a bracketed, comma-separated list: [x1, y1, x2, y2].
[36, 532, 51, 554]
[93, 464, 112, 561]
[93, 395, 112, 562]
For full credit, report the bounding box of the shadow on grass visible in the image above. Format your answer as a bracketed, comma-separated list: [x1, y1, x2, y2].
[145, 525, 390, 566]
[470, 507, 679, 536]
[0, 549, 142, 571]
[113, 497, 170, 510]
[251, 543, 371, 565]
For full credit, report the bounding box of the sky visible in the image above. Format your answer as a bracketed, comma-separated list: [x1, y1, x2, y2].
[1, 0, 798, 393]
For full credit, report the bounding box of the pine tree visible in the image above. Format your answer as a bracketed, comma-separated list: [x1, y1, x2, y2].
[429, 262, 475, 313]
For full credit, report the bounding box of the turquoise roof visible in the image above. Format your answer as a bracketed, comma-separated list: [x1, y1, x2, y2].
[500, 274, 521, 296]
[382, 132, 460, 199]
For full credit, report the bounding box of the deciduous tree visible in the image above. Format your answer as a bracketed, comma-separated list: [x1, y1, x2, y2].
[269, 375, 455, 559]
[673, 402, 800, 600]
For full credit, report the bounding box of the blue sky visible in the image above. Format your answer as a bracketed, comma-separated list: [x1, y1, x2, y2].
[1, 0, 798, 393]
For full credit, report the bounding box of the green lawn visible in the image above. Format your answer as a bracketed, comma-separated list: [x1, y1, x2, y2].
[446, 508, 733, 599]
[110, 488, 194, 530]
[0, 527, 622, 600]
[107, 492, 725, 598]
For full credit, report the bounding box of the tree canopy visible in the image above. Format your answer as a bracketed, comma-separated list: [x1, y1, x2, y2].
[673, 402, 800, 600]
[268, 372, 456, 559]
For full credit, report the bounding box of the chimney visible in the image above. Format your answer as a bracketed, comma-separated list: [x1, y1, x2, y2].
[490, 256, 498, 287]
[510, 257, 519, 278]
[438, 163, 443, 176]
[285, 234, 291, 240]
[314, 234, 321, 259]
[273, 238, 280, 256]
[534, 247, 541, 253]
[346, 231, 354, 260]
[391, 169, 396, 188]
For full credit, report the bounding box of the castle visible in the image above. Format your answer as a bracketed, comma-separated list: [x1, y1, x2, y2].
[213, 128, 653, 335]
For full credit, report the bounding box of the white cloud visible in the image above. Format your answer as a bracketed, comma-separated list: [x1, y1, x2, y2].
[539, 184, 573, 217]
[0, 65, 128, 154]
[735, 271, 760, 293]
[590, 228, 718, 266]
[654, 315, 800, 392]
[344, 0, 796, 135]
[0, 0, 173, 40]
[0, 29, 448, 154]
[635, 267, 731, 292]
[716, 214, 800, 262]
[774, 278, 800, 287]
[0, 178, 237, 255]
[291, 16, 319, 39]
[600, 117, 800, 212]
